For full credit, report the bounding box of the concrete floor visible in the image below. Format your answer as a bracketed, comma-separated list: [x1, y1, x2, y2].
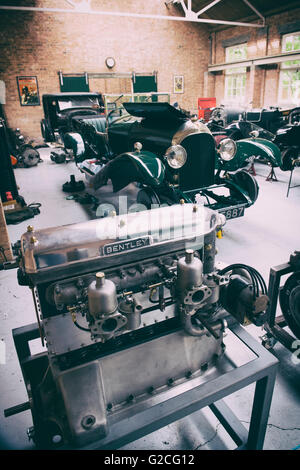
[0, 149, 299, 450]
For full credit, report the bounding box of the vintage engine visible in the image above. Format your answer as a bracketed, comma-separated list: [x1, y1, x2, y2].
[14, 204, 268, 448]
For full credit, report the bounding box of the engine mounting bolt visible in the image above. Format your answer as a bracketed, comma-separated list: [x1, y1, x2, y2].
[205, 243, 212, 251]
[30, 236, 37, 244]
[81, 415, 96, 430]
[27, 225, 34, 232]
[110, 210, 117, 217]
[119, 219, 126, 228]
[193, 205, 198, 212]
[167, 378, 174, 386]
[179, 199, 185, 205]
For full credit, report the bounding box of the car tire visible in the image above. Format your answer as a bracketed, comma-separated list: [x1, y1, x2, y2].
[137, 187, 161, 209]
[41, 119, 54, 142]
[280, 147, 298, 172]
[279, 272, 300, 340]
[231, 169, 259, 205]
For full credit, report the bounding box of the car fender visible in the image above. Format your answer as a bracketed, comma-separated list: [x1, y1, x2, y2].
[125, 151, 165, 184]
[236, 138, 282, 167]
[215, 143, 249, 172]
[93, 150, 165, 193]
[63, 132, 86, 161]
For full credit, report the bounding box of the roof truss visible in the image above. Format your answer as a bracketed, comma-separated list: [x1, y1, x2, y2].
[0, 0, 265, 28]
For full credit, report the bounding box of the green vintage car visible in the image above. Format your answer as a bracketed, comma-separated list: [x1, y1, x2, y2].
[216, 135, 282, 172]
[63, 96, 281, 220]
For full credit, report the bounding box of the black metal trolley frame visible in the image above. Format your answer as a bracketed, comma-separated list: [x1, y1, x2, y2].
[5, 319, 278, 450]
[263, 260, 299, 352]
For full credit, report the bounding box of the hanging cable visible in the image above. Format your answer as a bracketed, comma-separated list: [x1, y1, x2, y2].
[219, 263, 267, 299]
[74, 320, 91, 332]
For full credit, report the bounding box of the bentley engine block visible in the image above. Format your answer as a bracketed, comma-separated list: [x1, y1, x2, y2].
[13, 204, 268, 448]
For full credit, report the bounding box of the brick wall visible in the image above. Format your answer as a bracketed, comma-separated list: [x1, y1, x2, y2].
[0, 0, 210, 138]
[212, 7, 300, 108]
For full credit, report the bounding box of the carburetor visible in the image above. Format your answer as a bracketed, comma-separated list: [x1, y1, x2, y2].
[13, 204, 268, 448]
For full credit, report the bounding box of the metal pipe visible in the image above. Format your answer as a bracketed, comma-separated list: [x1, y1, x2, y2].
[4, 401, 30, 417]
[180, 308, 204, 336]
[195, 317, 220, 339]
[180, 307, 222, 337]
[242, 0, 265, 25]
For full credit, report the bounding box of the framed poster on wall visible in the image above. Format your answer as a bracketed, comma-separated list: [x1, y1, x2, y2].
[16, 76, 40, 106]
[174, 75, 184, 94]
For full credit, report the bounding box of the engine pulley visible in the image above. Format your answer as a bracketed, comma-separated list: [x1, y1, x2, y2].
[279, 272, 300, 339]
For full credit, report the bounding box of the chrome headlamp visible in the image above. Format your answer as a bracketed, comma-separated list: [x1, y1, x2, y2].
[219, 138, 237, 161]
[165, 145, 187, 169]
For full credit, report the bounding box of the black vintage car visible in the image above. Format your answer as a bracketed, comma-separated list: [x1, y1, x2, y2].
[208, 105, 289, 134]
[62, 100, 265, 220]
[40, 92, 105, 143]
[208, 106, 300, 172]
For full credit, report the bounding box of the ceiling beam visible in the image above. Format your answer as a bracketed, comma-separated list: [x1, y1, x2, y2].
[170, 0, 264, 26]
[208, 50, 300, 72]
[196, 0, 223, 17]
[0, 4, 264, 27]
[242, 0, 265, 23]
[207, 1, 300, 32]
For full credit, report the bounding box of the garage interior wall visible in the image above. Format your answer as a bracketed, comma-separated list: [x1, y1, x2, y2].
[208, 7, 300, 108]
[0, 0, 209, 137]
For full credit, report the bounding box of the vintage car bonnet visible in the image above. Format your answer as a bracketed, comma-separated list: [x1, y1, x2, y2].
[107, 102, 216, 191]
[107, 102, 211, 157]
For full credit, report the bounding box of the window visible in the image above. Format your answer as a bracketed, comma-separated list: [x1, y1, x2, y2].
[224, 44, 247, 103]
[225, 43, 247, 62]
[0, 80, 5, 104]
[225, 67, 247, 102]
[57, 96, 100, 111]
[278, 32, 300, 105]
[282, 33, 300, 53]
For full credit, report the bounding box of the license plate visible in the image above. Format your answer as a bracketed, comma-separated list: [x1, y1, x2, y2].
[219, 206, 245, 220]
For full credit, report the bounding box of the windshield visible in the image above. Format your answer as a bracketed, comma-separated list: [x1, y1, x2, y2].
[57, 96, 101, 111]
[104, 93, 170, 119]
[247, 122, 275, 140]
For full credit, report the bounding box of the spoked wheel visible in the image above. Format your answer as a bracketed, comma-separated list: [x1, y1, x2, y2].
[230, 169, 259, 205]
[279, 272, 300, 340]
[280, 147, 298, 172]
[20, 145, 40, 167]
[137, 187, 162, 209]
